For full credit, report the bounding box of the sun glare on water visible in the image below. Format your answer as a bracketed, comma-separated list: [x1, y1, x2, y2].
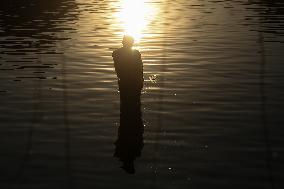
[116, 0, 156, 42]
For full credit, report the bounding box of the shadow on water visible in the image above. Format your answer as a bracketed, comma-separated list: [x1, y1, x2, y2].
[245, 1, 284, 188]
[246, 0, 284, 38]
[0, 0, 78, 55]
[114, 90, 144, 174]
[0, 1, 78, 187]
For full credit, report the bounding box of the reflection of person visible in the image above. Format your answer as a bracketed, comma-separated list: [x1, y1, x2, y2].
[112, 35, 144, 174]
[113, 100, 144, 174]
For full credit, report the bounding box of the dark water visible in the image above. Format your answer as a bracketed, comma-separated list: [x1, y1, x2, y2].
[0, 0, 284, 188]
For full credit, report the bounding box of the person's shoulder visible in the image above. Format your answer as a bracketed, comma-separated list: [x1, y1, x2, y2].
[112, 49, 118, 57]
[112, 48, 123, 57]
[133, 49, 141, 56]
[133, 49, 141, 54]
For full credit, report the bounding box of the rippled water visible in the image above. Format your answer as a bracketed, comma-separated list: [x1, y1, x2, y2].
[1, 0, 284, 188]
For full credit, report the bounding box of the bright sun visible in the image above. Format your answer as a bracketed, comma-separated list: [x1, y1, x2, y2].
[116, 0, 156, 42]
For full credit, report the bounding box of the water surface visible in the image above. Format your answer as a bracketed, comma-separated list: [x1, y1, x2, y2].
[0, 0, 284, 188]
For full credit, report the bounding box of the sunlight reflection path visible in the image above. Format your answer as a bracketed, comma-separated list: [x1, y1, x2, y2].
[115, 0, 157, 42]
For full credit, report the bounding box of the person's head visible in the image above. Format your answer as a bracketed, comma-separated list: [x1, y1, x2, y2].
[122, 35, 134, 48]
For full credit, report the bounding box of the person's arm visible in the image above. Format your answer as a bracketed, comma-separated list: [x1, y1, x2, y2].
[137, 51, 144, 88]
[112, 51, 121, 79]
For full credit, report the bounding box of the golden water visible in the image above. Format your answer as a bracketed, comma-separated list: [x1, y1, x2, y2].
[0, 0, 284, 188]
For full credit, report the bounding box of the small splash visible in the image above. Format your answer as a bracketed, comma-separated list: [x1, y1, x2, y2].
[149, 74, 157, 83]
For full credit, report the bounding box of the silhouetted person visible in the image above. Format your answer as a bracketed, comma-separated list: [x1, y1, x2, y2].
[112, 35, 144, 110]
[112, 35, 144, 174]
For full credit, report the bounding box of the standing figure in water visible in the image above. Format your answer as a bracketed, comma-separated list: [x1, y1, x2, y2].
[112, 35, 144, 106]
[112, 35, 144, 174]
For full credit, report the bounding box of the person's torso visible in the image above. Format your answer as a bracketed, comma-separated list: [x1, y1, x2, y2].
[113, 48, 142, 81]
